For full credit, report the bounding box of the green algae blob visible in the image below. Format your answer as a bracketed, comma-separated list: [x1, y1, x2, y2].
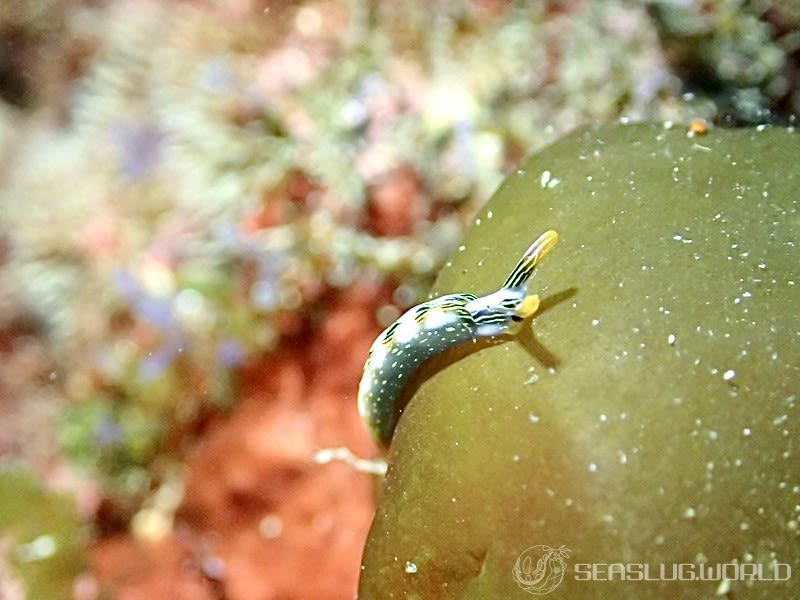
[0, 466, 86, 600]
[359, 123, 799, 599]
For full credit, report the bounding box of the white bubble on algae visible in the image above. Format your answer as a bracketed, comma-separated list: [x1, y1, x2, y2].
[539, 169, 560, 189]
[404, 561, 418, 574]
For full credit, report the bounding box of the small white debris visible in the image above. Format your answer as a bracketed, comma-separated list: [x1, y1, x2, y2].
[716, 578, 731, 595]
[667, 334, 676, 346]
[14, 535, 57, 562]
[525, 372, 540, 385]
[259, 514, 284, 539]
[773, 414, 788, 426]
[538, 169, 561, 189]
[405, 561, 418, 574]
[723, 369, 736, 382]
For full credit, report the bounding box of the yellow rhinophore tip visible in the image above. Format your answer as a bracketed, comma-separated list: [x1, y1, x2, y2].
[519, 294, 541, 318]
[534, 230, 559, 265]
[503, 229, 560, 289]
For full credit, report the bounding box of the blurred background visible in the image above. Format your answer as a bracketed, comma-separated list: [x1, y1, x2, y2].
[0, 1, 798, 598]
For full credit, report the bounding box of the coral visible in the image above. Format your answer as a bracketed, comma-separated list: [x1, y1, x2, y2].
[651, 0, 800, 122]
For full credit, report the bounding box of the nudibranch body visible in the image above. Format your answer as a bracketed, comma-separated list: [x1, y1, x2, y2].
[358, 229, 559, 447]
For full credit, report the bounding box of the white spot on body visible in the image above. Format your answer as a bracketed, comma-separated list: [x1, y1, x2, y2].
[475, 322, 505, 337]
[368, 342, 389, 366]
[421, 308, 457, 331]
[393, 315, 421, 344]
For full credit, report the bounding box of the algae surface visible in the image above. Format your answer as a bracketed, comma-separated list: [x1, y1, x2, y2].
[0, 467, 86, 600]
[360, 123, 799, 599]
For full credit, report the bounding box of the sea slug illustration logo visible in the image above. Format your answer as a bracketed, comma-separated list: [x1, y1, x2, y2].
[512, 544, 571, 595]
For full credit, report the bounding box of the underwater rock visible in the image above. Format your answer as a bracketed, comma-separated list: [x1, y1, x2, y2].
[359, 123, 799, 599]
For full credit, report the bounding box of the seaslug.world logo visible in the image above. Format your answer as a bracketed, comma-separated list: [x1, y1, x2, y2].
[512, 544, 571, 595]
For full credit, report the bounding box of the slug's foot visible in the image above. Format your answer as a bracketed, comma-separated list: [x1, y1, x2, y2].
[313, 446, 387, 476]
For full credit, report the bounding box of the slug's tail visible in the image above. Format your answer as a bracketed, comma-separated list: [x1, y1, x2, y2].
[502, 229, 560, 289]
